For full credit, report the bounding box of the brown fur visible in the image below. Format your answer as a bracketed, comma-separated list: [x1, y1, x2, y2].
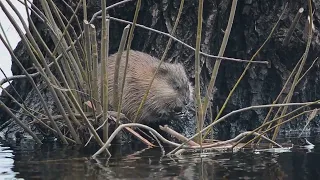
[99, 50, 193, 124]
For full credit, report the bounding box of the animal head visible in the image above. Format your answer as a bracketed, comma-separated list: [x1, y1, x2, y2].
[145, 62, 193, 121]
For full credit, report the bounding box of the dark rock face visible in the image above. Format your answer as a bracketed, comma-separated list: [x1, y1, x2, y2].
[1, 0, 320, 141]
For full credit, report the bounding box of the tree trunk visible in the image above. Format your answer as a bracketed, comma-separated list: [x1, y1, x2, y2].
[1, 0, 320, 141]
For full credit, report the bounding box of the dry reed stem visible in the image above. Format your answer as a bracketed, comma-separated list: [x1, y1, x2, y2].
[283, 7, 304, 46]
[20, 0, 81, 62]
[174, 131, 282, 155]
[0, 61, 54, 85]
[272, 0, 313, 141]
[100, 0, 108, 143]
[297, 57, 318, 83]
[256, 57, 318, 143]
[6, 0, 81, 143]
[120, 0, 141, 124]
[41, 0, 79, 82]
[92, 123, 185, 158]
[0, 83, 75, 143]
[168, 100, 319, 155]
[114, 25, 131, 127]
[90, 25, 101, 114]
[149, 131, 166, 156]
[299, 109, 319, 137]
[55, 5, 85, 60]
[133, 0, 184, 122]
[41, 112, 97, 121]
[38, 1, 82, 100]
[0, 68, 25, 105]
[257, 56, 303, 135]
[38, 0, 83, 111]
[101, 16, 110, 142]
[113, 25, 131, 112]
[48, 0, 85, 88]
[0, 101, 42, 144]
[0, 1, 269, 87]
[0, 39, 84, 86]
[202, 2, 288, 140]
[109, 116, 155, 147]
[26, 0, 82, 128]
[34, 65, 82, 139]
[194, 0, 204, 145]
[0, 4, 69, 144]
[238, 110, 312, 149]
[202, 0, 238, 125]
[89, 0, 134, 24]
[83, 0, 87, 20]
[235, 101, 320, 148]
[245, 105, 316, 148]
[160, 0, 184, 61]
[105, 16, 269, 65]
[84, 20, 92, 99]
[0, 23, 12, 49]
[159, 125, 199, 146]
[89, 24, 100, 129]
[17, 0, 47, 23]
[65, 79, 110, 153]
[83, 106, 155, 148]
[61, 0, 83, 33]
[92, 123, 280, 158]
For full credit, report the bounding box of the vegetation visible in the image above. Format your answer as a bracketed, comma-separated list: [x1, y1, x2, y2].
[0, 0, 318, 159]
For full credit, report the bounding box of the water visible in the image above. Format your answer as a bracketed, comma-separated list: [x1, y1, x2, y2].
[0, 144, 16, 179]
[1, 139, 320, 180]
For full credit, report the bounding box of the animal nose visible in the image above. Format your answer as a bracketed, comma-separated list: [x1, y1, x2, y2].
[173, 106, 183, 113]
[183, 98, 189, 105]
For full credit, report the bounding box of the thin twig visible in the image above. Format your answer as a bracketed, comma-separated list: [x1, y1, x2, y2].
[283, 7, 304, 46]
[0, 11, 69, 144]
[0, 68, 25, 104]
[149, 131, 165, 156]
[272, 1, 313, 141]
[0, 83, 75, 143]
[103, 16, 269, 65]
[133, 0, 184, 122]
[90, 24, 101, 115]
[238, 110, 312, 149]
[100, 10, 110, 142]
[0, 100, 42, 144]
[297, 57, 318, 83]
[89, 0, 134, 24]
[168, 100, 320, 155]
[92, 123, 185, 158]
[202, 0, 238, 127]
[203, 2, 289, 140]
[118, 0, 142, 124]
[159, 125, 199, 146]
[174, 131, 282, 155]
[113, 24, 131, 113]
[194, 0, 204, 144]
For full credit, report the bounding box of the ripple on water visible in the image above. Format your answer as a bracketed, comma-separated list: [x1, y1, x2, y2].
[0, 143, 18, 179]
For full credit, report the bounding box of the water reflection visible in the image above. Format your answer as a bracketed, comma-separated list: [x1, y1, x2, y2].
[89, 150, 288, 180]
[0, 141, 320, 180]
[0, 143, 16, 179]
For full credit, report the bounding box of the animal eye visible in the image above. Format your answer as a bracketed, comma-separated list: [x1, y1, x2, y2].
[173, 84, 180, 90]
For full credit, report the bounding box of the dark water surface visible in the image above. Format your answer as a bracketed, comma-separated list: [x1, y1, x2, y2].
[1, 138, 320, 180]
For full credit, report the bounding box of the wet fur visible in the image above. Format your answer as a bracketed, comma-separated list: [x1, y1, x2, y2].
[99, 50, 193, 124]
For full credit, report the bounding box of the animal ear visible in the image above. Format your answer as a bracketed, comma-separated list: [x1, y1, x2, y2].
[177, 63, 185, 70]
[156, 66, 168, 75]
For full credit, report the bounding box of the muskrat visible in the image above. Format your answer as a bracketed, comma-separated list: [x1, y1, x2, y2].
[98, 50, 193, 124]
